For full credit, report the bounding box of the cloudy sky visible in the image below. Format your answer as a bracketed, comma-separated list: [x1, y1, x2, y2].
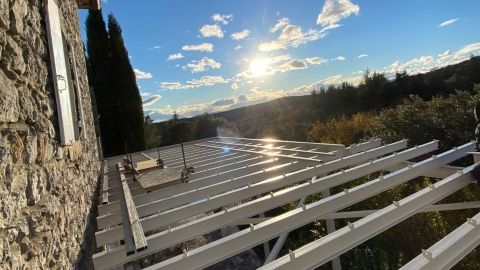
[79, 0, 480, 122]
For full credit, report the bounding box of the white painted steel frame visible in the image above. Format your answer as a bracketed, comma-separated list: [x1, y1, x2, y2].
[94, 138, 479, 270]
[259, 162, 477, 270]
[230, 202, 480, 225]
[140, 141, 462, 270]
[92, 140, 418, 268]
[94, 140, 407, 252]
[400, 211, 480, 270]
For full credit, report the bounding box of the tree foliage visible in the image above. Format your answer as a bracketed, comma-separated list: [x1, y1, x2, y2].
[107, 14, 146, 153]
[308, 113, 375, 145]
[86, 11, 145, 156]
[212, 57, 480, 140]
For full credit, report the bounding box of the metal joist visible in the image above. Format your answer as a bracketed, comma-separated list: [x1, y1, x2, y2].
[95, 140, 408, 247]
[139, 141, 460, 270]
[216, 136, 347, 152]
[116, 163, 147, 255]
[205, 140, 337, 156]
[97, 156, 287, 217]
[196, 143, 325, 162]
[260, 163, 477, 270]
[92, 140, 417, 268]
[96, 159, 312, 229]
[400, 211, 480, 270]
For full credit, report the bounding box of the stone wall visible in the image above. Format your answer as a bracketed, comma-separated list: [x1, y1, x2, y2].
[0, 0, 100, 269]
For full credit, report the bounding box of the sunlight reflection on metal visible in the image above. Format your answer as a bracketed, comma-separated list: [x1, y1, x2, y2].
[221, 146, 231, 154]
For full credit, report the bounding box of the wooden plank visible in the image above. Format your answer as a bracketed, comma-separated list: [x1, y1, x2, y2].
[117, 163, 148, 255]
[134, 159, 158, 171]
[136, 167, 182, 190]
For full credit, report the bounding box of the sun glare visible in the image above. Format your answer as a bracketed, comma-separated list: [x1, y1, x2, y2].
[249, 58, 270, 77]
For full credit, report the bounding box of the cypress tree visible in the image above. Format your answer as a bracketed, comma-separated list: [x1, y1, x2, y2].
[86, 10, 119, 156]
[107, 14, 146, 153]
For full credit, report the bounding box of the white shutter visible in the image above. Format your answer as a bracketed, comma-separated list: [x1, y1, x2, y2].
[44, 0, 76, 145]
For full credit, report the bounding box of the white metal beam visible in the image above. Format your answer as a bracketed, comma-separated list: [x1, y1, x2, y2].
[98, 153, 261, 215]
[206, 140, 337, 156]
[196, 143, 325, 162]
[216, 136, 346, 152]
[259, 163, 477, 270]
[230, 202, 480, 225]
[95, 140, 409, 247]
[137, 142, 470, 270]
[264, 196, 308, 264]
[92, 140, 431, 269]
[97, 160, 313, 229]
[400, 211, 480, 270]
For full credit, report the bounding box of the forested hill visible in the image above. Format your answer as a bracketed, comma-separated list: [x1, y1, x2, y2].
[150, 56, 480, 147]
[211, 56, 480, 139]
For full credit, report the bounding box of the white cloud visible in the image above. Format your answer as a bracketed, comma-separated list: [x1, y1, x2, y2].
[140, 91, 151, 97]
[184, 57, 221, 73]
[200, 24, 224, 38]
[320, 74, 344, 85]
[212, 14, 233, 24]
[305, 57, 327, 65]
[182, 43, 214, 52]
[456, 42, 480, 56]
[142, 95, 162, 106]
[210, 98, 236, 106]
[150, 45, 161, 50]
[334, 56, 346, 61]
[438, 18, 459, 27]
[258, 41, 286, 52]
[317, 0, 360, 28]
[231, 29, 251, 40]
[134, 68, 153, 79]
[383, 42, 480, 76]
[231, 55, 326, 89]
[159, 76, 229, 90]
[259, 22, 325, 52]
[270, 18, 290, 33]
[234, 45, 242, 50]
[231, 83, 239, 90]
[277, 59, 308, 72]
[166, 53, 184, 61]
[262, 1, 360, 53]
[357, 54, 368, 58]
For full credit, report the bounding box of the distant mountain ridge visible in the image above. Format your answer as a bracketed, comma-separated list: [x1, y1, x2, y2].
[154, 57, 480, 141]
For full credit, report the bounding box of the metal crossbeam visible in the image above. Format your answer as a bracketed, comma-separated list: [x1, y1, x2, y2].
[260, 162, 476, 270]
[230, 202, 480, 225]
[400, 211, 480, 270]
[97, 159, 312, 229]
[92, 140, 416, 269]
[93, 137, 480, 270]
[197, 143, 325, 162]
[140, 141, 460, 270]
[217, 136, 346, 152]
[206, 140, 337, 156]
[117, 164, 147, 255]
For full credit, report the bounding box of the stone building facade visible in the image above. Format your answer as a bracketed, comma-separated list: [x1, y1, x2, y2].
[0, 0, 100, 268]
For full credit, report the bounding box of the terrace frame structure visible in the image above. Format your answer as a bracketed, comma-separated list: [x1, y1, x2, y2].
[92, 137, 480, 270]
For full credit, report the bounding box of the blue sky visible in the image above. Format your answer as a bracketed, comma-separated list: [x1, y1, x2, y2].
[79, 0, 480, 122]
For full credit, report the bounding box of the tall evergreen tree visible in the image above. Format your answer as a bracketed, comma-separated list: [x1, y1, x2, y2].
[86, 10, 118, 156]
[107, 14, 146, 153]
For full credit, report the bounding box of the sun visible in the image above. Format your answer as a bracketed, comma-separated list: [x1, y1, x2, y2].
[249, 58, 270, 77]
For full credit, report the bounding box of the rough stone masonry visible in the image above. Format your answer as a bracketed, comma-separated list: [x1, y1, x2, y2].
[0, 0, 100, 269]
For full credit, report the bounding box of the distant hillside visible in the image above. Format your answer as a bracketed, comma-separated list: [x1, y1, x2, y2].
[211, 56, 480, 139]
[152, 56, 480, 145]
